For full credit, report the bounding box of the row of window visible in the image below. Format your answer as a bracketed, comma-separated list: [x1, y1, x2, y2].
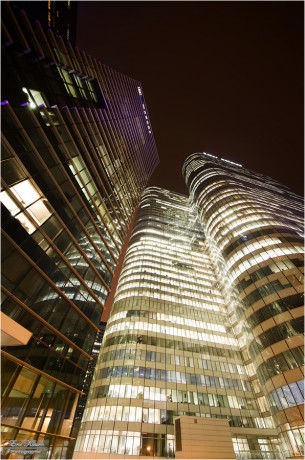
[193, 169, 301, 234]
[100, 347, 246, 375]
[97, 365, 252, 392]
[124, 306, 225, 322]
[89, 383, 259, 410]
[267, 380, 304, 411]
[248, 317, 304, 358]
[118, 280, 221, 304]
[104, 321, 233, 347]
[114, 289, 222, 311]
[230, 245, 303, 282]
[227, 238, 283, 270]
[210, 204, 280, 244]
[56, 66, 102, 105]
[235, 256, 302, 293]
[119, 260, 216, 285]
[118, 272, 218, 296]
[187, 162, 303, 254]
[256, 346, 304, 385]
[244, 293, 303, 329]
[232, 436, 280, 458]
[82, 404, 267, 430]
[111, 298, 226, 320]
[108, 309, 226, 333]
[103, 333, 240, 360]
[201, 187, 256, 229]
[75, 431, 174, 456]
[124, 242, 211, 266]
[115, 284, 223, 304]
[241, 277, 295, 308]
[223, 227, 303, 258]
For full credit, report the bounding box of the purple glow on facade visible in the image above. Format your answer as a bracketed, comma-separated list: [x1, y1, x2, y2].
[20, 102, 30, 107]
[1, 100, 9, 106]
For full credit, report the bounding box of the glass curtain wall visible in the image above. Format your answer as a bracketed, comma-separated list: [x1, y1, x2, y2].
[1, 3, 159, 458]
[74, 187, 281, 459]
[183, 152, 304, 458]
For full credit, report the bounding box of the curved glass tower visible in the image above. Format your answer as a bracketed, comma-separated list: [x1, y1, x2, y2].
[183, 152, 304, 458]
[74, 182, 299, 459]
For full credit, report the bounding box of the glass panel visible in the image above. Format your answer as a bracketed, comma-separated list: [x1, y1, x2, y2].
[27, 200, 51, 225]
[11, 180, 40, 206]
[1, 191, 20, 215]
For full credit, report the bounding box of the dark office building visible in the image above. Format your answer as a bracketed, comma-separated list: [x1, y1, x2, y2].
[1, 2, 159, 458]
[11, 1, 78, 45]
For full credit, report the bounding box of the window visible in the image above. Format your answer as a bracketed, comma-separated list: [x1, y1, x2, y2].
[22, 87, 48, 108]
[1, 180, 51, 234]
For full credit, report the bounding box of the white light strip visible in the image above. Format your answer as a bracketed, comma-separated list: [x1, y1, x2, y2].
[138, 86, 151, 134]
[221, 158, 242, 167]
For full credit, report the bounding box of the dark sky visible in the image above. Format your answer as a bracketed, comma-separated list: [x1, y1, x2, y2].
[77, 1, 304, 196]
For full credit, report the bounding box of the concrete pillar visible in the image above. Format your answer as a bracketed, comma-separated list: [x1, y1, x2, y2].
[175, 416, 235, 459]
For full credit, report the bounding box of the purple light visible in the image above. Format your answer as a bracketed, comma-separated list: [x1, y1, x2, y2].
[1, 100, 9, 106]
[20, 102, 30, 107]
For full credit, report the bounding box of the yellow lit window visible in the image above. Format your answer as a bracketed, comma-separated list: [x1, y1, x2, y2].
[1, 180, 51, 234]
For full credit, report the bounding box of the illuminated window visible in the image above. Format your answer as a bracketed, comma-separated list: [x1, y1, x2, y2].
[22, 87, 48, 108]
[57, 67, 78, 98]
[10, 180, 41, 206]
[1, 180, 51, 234]
[0, 191, 19, 216]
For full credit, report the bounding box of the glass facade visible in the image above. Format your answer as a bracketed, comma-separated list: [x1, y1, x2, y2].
[74, 180, 302, 458]
[1, 3, 159, 459]
[1, 2, 303, 458]
[183, 152, 304, 458]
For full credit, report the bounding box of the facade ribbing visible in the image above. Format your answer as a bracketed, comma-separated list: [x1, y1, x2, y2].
[1, 2, 159, 459]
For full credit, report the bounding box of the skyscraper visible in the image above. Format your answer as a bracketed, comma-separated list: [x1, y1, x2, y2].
[1, 2, 159, 458]
[183, 153, 304, 458]
[74, 153, 303, 459]
[11, 1, 78, 45]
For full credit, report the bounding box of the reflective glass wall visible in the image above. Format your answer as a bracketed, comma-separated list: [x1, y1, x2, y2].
[1, 3, 159, 458]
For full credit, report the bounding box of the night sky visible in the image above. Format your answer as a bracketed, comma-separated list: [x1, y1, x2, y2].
[77, 1, 304, 197]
